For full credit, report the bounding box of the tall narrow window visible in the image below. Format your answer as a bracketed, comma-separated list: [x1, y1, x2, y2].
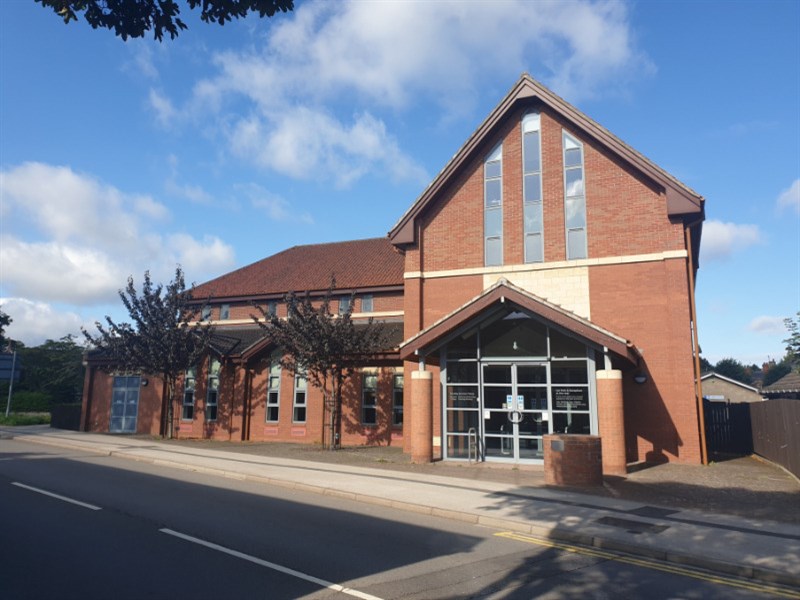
[266, 301, 277, 317]
[563, 131, 587, 260]
[362, 372, 378, 425]
[293, 373, 307, 423]
[182, 367, 196, 420]
[339, 295, 351, 315]
[266, 358, 281, 422]
[523, 112, 544, 263]
[206, 358, 220, 421]
[220, 304, 230, 320]
[392, 374, 404, 426]
[201, 306, 212, 321]
[361, 294, 373, 313]
[484, 144, 503, 266]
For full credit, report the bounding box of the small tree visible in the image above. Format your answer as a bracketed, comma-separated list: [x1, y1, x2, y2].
[784, 312, 800, 371]
[0, 308, 11, 350]
[83, 267, 212, 438]
[713, 357, 752, 385]
[253, 283, 392, 450]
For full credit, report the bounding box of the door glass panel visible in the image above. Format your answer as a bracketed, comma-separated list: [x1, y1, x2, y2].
[552, 412, 590, 435]
[518, 437, 544, 459]
[446, 385, 479, 408]
[482, 386, 512, 409]
[517, 365, 546, 384]
[552, 386, 589, 411]
[447, 362, 478, 383]
[481, 314, 547, 357]
[447, 435, 471, 459]
[519, 412, 549, 436]
[447, 330, 477, 359]
[550, 329, 586, 358]
[484, 436, 514, 459]
[483, 365, 511, 384]
[484, 410, 510, 435]
[551, 361, 588, 383]
[518, 386, 548, 410]
[446, 410, 479, 433]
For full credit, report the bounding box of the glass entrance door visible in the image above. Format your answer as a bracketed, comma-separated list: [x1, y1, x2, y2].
[482, 363, 549, 461]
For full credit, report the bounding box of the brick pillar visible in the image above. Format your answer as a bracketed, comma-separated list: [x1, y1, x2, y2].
[596, 369, 626, 476]
[411, 370, 433, 463]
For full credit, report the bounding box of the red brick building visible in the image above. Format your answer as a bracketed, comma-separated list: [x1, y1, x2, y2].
[82, 75, 706, 471]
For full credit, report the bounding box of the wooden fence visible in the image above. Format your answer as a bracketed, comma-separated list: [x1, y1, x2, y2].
[750, 399, 800, 479]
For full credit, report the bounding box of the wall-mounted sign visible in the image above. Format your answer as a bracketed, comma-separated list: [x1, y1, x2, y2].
[553, 387, 589, 410]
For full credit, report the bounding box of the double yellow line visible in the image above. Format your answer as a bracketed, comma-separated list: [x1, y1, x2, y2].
[495, 531, 800, 599]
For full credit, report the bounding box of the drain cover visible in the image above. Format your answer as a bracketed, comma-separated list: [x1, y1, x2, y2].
[626, 506, 679, 518]
[595, 516, 669, 535]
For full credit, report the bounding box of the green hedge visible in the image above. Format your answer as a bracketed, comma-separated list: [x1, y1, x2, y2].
[6, 391, 53, 412]
[0, 413, 51, 426]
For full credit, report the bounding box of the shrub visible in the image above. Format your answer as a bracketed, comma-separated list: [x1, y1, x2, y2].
[0, 413, 51, 426]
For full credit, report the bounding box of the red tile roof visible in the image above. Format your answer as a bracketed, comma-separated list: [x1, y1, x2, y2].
[192, 237, 404, 301]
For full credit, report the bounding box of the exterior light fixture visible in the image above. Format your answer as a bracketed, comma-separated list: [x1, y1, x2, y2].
[141, 379, 149, 387]
[633, 373, 647, 385]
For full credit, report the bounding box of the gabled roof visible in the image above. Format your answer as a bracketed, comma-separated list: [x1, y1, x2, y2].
[701, 371, 761, 394]
[192, 238, 404, 302]
[762, 371, 800, 394]
[389, 73, 704, 246]
[399, 278, 640, 365]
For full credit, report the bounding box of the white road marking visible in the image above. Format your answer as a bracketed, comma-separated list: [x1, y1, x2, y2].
[160, 528, 384, 600]
[11, 482, 102, 511]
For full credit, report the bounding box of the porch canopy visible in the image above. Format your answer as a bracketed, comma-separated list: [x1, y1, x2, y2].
[399, 279, 640, 367]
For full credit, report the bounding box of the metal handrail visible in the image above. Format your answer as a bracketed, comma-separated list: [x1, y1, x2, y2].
[467, 427, 478, 464]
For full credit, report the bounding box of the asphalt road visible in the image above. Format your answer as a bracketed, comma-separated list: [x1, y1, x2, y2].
[0, 438, 793, 599]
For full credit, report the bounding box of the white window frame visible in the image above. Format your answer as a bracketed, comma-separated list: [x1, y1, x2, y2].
[361, 294, 374, 313]
[266, 358, 281, 423]
[339, 296, 351, 315]
[484, 143, 503, 267]
[293, 373, 307, 423]
[206, 358, 220, 421]
[563, 130, 587, 260]
[523, 112, 544, 263]
[362, 372, 378, 425]
[220, 304, 230, 320]
[182, 367, 196, 420]
[392, 374, 404, 426]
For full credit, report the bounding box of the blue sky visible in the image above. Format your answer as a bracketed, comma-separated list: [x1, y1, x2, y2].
[1, 0, 798, 366]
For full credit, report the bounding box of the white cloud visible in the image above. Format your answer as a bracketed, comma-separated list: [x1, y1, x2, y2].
[236, 182, 313, 224]
[700, 220, 761, 262]
[748, 316, 787, 335]
[227, 108, 428, 187]
[158, 0, 649, 186]
[0, 297, 86, 347]
[776, 179, 800, 215]
[149, 88, 178, 127]
[0, 162, 236, 305]
[165, 154, 214, 204]
[165, 234, 236, 277]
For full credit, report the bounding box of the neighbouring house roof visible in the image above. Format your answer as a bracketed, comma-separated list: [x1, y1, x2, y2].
[191, 238, 405, 302]
[700, 372, 761, 394]
[399, 278, 640, 365]
[762, 371, 800, 394]
[388, 73, 705, 252]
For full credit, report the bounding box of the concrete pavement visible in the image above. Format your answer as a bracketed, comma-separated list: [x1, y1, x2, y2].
[2, 425, 799, 590]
